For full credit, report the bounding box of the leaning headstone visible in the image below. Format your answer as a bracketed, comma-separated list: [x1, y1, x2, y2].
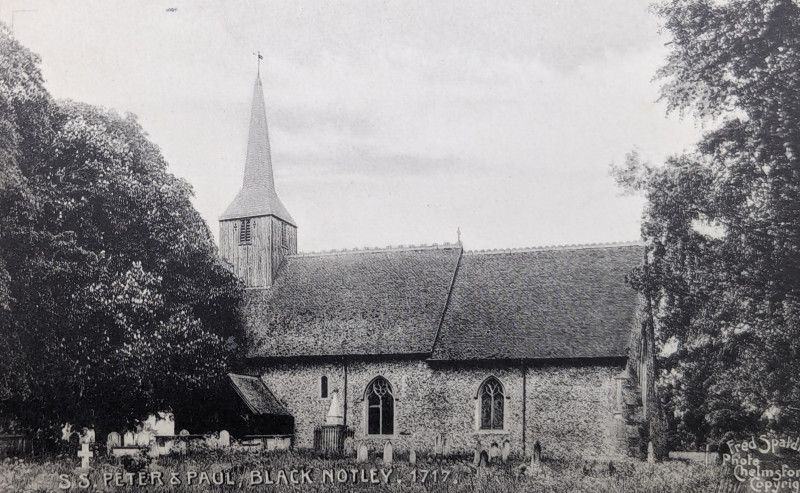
[409, 448, 417, 465]
[78, 442, 93, 470]
[343, 436, 355, 457]
[647, 441, 655, 463]
[357, 442, 368, 463]
[383, 441, 393, 464]
[489, 442, 500, 462]
[123, 431, 135, 446]
[219, 430, 230, 447]
[501, 440, 511, 462]
[532, 440, 542, 467]
[106, 432, 121, 455]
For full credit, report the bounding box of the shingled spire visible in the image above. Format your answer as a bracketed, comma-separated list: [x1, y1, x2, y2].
[219, 73, 298, 288]
[220, 75, 295, 225]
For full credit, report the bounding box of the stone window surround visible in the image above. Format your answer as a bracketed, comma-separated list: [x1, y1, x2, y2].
[363, 376, 398, 438]
[473, 376, 510, 434]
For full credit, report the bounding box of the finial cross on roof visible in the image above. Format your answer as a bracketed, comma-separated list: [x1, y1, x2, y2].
[253, 51, 264, 75]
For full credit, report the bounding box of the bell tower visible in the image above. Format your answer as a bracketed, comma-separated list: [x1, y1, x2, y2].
[219, 74, 297, 287]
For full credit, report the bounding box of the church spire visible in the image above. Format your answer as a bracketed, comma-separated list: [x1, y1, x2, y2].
[220, 74, 295, 225]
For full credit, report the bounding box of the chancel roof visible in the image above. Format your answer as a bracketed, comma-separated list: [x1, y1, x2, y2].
[220, 76, 295, 225]
[244, 242, 642, 361]
[431, 244, 642, 360]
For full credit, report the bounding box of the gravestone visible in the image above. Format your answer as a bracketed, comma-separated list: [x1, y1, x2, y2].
[478, 450, 489, 468]
[179, 429, 190, 436]
[383, 441, 393, 464]
[473, 440, 482, 466]
[148, 440, 160, 458]
[80, 428, 95, 444]
[501, 440, 511, 462]
[357, 442, 368, 463]
[78, 443, 93, 470]
[489, 442, 500, 462]
[647, 441, 655, 463]
[434, 434, 443, 455]
[61, 423, 73, 441]
[219, 430, 230, 447]
[409, 448, 416, 465]
[135, 431, 150, 447]
[123, 432, 135, 446]
[442, 436, 451, 456]
[343, 436, 355, 457]
[106, 432, 121, 455]
[532, 440, 542, 467]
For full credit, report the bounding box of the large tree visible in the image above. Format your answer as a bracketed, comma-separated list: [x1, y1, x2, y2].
[0, 25, 243, 436]
[615, 0, 800, 448]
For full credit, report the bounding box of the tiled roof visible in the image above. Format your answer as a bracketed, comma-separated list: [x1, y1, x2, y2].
[245, 244, 462, 358]
[220, 76, 295, 225]
[430, 243, 642, 360]
[243, 242, 642, 361]
[228, 373, 291, 416]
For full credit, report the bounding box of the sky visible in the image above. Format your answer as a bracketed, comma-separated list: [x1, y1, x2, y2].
[1, 0, 701, 252]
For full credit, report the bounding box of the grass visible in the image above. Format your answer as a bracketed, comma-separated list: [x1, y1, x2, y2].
[0, 448, 725, 492]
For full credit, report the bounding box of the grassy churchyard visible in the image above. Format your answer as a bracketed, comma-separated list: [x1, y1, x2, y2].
[0, 448, 726, 493]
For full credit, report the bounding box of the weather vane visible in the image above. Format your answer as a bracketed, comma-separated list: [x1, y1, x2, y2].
[253, 51, 264, 76]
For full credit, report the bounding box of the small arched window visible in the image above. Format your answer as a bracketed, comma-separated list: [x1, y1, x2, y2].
[320, 376, 328, 398]
[479, 377, 504, 430]
[366, 377, 394, 435]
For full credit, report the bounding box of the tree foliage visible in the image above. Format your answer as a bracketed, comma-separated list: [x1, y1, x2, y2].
[614, 0, 800, 448]
[0, 25, 243, 436]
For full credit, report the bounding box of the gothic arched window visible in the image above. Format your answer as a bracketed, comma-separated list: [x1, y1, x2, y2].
[479, 377, 504, 430]
[366, 377, 394, 435]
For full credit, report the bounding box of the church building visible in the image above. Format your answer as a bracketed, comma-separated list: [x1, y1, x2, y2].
[222, 74, 649, 459]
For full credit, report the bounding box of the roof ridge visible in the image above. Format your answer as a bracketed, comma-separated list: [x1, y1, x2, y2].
[465, 240, 643, 255]
[291, 242, 461, 258]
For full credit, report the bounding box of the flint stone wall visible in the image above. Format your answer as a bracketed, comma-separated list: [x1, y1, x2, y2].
[256, 358, 623, 457]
